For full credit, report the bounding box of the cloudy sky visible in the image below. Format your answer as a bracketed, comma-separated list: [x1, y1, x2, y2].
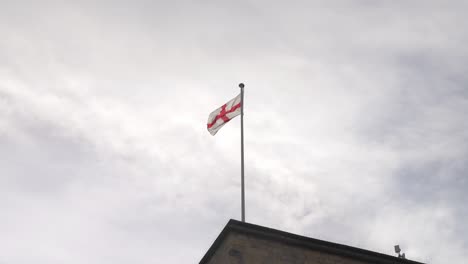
[1, 0, 468, 263]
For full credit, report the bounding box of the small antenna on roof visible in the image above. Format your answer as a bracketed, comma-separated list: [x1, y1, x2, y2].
[394, 245, 406, 259]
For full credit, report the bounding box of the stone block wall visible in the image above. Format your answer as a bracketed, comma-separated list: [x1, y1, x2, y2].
[207, 231, 369, 264]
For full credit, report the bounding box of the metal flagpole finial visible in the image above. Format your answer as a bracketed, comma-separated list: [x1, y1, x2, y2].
[239, 83, 245, 89]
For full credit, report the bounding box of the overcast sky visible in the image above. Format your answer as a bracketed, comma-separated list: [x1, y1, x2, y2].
[1, 1, 468, 263]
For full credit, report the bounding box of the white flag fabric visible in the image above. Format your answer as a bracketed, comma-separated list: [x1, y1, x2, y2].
[207, 93, 242, 136]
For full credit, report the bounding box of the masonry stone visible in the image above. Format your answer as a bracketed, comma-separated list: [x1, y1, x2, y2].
[200, 220, 425, 264]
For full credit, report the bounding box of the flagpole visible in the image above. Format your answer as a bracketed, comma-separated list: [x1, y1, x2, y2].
[239, 83, 245, 222]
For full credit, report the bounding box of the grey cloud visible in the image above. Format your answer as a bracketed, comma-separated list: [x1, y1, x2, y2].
[1, 0, 468, 263]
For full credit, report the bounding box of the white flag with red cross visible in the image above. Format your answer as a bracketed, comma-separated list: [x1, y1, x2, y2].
[207, 93, 242, 136]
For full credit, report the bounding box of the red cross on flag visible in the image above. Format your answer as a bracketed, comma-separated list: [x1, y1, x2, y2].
[207, 93, 242, 136]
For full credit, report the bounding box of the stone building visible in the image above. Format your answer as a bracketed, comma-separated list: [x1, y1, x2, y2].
[200, 219, 425, 264]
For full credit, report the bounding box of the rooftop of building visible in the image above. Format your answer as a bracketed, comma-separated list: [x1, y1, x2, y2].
[200, 219, 425, 264]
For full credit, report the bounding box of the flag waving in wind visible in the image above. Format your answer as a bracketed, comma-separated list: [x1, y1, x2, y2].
[207, 83, 246, 222]
[207, 93, 242, 135]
